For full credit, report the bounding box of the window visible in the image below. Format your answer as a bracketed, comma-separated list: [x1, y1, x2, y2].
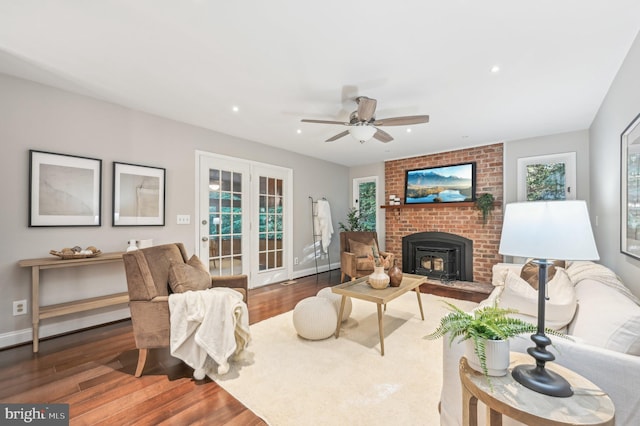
[353, 177, 377, 231]
[517, 152, 576, 201]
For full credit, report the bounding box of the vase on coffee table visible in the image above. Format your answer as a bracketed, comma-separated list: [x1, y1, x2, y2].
[368, 266, 390, 289]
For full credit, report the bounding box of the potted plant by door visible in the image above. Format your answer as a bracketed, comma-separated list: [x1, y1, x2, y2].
[424, 302, 567, 383]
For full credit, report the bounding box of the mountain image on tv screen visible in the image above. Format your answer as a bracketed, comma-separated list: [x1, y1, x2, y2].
[405, 163, 474, 203]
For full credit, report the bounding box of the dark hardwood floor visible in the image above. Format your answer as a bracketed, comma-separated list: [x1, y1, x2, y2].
[0, 271, 339, 425]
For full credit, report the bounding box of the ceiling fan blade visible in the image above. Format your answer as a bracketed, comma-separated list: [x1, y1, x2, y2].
[356, 96, 377, 122]
[373, 115, 430, 126]
[301, 119, 348, 125]
[373, 128, 394, 143]
[326, 130, 350, 142]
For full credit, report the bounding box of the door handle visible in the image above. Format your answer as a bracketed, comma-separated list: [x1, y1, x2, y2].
[202, 236, 209, 242]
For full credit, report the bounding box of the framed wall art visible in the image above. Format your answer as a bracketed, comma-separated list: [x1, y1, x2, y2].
[29, 150, 102, 227]
[113, 162, 165, 226]
[621, 113, 640, 260]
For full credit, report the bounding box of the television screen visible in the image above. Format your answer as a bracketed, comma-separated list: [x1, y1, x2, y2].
[404, 162, 476, 204]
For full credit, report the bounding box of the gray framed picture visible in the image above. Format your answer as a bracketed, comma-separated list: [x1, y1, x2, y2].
[621, 113, 640, 260]
[112, 162, 165, 226]
[29, 150, 102, 227]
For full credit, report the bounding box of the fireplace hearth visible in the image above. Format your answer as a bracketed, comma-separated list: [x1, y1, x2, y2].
[402, 232, 472, 282]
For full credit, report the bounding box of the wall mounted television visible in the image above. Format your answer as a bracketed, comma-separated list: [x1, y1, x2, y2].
[404, 162, 476, 204]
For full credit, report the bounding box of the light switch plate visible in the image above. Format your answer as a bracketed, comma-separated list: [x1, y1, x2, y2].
[177, 214, 190, 225]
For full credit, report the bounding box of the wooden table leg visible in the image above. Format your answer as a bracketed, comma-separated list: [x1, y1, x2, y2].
[334, 295, 346, 338]
[462, 383, 478, 426]
[31, 266, 40, 353]
[414, 287, 425, 320]
[377, 303, 385, 356]
[487, 408, 502, 426]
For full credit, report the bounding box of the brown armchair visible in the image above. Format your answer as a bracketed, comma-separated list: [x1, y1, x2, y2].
[340, 231, 394, 282]
[122, 242, 248, 377]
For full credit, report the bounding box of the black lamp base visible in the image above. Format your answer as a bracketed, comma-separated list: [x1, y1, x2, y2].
[512, 364, 573, 397]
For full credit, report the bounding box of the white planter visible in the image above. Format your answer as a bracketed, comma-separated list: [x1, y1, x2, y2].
[465, 339, 510, 377]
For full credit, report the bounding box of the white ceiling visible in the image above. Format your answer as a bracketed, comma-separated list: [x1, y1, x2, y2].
[1, 1, 639, 166]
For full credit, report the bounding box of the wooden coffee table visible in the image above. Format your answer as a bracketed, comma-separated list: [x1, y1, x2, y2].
[331, 273, 426, 356]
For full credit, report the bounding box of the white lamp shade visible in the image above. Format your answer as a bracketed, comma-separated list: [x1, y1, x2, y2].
[499, 200, 599, 260]
[349, 125, 377, 142]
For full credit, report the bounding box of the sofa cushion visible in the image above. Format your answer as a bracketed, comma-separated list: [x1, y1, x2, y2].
[168, 255, 211, 293]
[569, 279, 640, 355]
[499, 268, 576, 330]
[520, 259, 566, 289]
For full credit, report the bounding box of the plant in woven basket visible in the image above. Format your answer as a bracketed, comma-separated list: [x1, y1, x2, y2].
[424, 302, 567, 382]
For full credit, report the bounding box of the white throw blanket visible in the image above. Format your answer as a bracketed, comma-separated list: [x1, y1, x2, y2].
[566, 260, 640, 305]
[169, 287, 251, 378]
[314, 199, 334, 253]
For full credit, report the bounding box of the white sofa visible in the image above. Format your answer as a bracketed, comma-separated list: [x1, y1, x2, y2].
[439, 261, 640, 426]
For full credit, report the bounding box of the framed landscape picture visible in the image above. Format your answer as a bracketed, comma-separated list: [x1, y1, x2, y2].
[621, 113, 640, 259]
[29, 150, 102, 227]
[404, 162, 476, 204]
[112, 162, 165, 226]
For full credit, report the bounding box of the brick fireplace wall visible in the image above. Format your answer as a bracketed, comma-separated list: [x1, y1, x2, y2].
[384, 143, 504, 284]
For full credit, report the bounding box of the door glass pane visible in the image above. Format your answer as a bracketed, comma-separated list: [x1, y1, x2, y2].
[358, 181, 376, 231]
[258, 174, 284, 273]
[209, 168, 243, 276]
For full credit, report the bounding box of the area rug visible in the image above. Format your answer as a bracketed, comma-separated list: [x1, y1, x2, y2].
[210, 292, 478, 426]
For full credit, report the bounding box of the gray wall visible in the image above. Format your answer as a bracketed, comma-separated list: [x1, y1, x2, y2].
[0, 74, 349, 347]
[590, 31, 640, 294]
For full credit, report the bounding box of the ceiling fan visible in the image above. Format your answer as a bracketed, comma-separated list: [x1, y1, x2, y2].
[301, 96, 429, 143]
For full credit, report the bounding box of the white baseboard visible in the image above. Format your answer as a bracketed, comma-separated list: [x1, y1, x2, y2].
[292, 261, 340, 279]
[0, 307, 131, 349]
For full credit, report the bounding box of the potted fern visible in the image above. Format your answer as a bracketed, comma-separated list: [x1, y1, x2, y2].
[425, 302, 567, 382]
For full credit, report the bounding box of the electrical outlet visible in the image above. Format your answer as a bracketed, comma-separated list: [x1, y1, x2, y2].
[294, 257, 299, 265]
[176, 214, 191, 225]
[13, 299, 27, 316]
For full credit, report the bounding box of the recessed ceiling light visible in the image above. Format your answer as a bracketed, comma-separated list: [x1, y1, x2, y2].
[232, 106, 239, 112]
[406, 128, 412, 133]
[490, 65, 500, 73]
[296, 129, 302, 134]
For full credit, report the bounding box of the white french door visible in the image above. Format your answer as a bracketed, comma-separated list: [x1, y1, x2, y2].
[197, 152, 292, 288]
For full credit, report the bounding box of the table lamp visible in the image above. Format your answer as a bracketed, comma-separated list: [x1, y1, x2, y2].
[498, 200, 599, 397]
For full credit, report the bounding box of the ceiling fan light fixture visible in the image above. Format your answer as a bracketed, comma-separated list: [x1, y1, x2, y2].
[349, 125, 377, 143]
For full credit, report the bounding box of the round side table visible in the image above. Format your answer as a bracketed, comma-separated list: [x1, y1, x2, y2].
[459, 353, 615, 426]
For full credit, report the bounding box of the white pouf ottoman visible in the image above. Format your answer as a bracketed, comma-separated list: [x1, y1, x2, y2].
[292, 296, 337, 340]
[317, 287, 352, 322]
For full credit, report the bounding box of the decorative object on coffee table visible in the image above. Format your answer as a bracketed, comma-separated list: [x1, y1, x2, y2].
[388, 259, 403, 287]
[499, 200, 599, 397]
[368, 265, 390, 289]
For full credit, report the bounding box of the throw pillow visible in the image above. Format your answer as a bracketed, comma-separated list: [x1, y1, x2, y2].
[499, 268, 577, 330]
[520, 259, 566, 289]
[168, 255, 211, 293]
[569, 280, 640, 355]
[348, 238, 378, 258]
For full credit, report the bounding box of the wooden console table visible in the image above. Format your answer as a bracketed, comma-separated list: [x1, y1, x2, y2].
[18, 252, 128, 353]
